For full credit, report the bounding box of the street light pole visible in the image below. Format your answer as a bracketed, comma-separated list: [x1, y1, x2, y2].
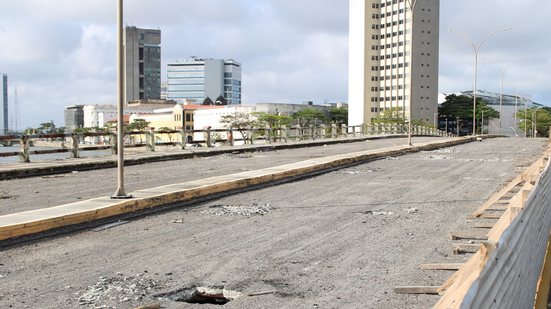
[113, 0, 131, 199]
[449, 27, 510, 136]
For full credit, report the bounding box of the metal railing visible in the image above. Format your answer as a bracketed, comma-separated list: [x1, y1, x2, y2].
[0, 124, 454, 163]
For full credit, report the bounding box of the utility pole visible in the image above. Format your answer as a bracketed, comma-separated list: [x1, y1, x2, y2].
[113, 0, 131, 199]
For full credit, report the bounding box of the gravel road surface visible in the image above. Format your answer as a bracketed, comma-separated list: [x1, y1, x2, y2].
[2, 136, 446, 215]
[0, 137, 547, 308]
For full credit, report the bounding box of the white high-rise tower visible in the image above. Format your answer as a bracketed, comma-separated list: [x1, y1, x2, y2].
[348, 0, 439, 126]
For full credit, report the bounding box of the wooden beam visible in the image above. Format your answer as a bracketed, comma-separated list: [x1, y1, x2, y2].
[419, 263, 464, 270]
[470, 222, 495, 229]
[394, 286, 440, 295]
[450, 230, 489, 241]
[479, 213, 503, 219]
[453, 243, 480, 255]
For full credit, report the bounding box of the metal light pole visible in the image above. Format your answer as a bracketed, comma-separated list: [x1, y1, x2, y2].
[113, 0, 131, 199]
[406, 0, 417, 146]
[449, 27, 510, 136]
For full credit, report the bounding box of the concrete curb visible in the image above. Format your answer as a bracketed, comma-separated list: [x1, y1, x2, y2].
[0, 137, 479, 244]
[0, 134, 418, 180]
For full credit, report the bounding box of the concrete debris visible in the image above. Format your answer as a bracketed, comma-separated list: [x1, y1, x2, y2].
[407, 208, 419, 214]
[77, 274, 162, 307]
[202, 204, 272, 217]
[359, 210, 394, 216]
[0, 191, 16, 200]
[336, 168, 381, 175]
[170, 219, 185, 224]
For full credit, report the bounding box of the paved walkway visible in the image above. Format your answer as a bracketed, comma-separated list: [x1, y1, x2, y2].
[0, 137, 476, 244]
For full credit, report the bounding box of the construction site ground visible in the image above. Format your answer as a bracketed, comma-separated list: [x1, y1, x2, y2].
[0, 137, 547, 308]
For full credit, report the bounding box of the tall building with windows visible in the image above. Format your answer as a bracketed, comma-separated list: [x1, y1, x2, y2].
[348, 0, 439, 126]
[125, 26, 161, 102]
[0, 73, 7, 134]
[167, 58, 242, 105]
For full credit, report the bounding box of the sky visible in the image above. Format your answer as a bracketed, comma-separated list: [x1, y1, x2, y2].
[0, 0, 549, 130]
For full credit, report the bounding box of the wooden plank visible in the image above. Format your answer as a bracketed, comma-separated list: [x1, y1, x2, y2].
[470, 222, 495, 229]
[450, 230, 488, 241]
[479, 213, 503, 219]
[535, 234, 551, 309]
[394, 286, 440, 295]
[419, 263, 463, 270]
[453, 244, 480, 255]
[485, 206, 508, 211]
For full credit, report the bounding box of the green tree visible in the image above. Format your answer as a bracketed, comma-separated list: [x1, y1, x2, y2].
[329, 107, 348, 125]
[220, 112, 258, 144]
[252, 112, 293, 128]
[439, 94, 499, 134]
[516, 107, 551, 137]
[293, 108, 328, 126]
[38, 121, 56, 134]
[126, 119, 150, 132]
[372, 107, 406, 124]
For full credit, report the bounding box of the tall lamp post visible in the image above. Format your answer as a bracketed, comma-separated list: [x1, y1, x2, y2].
[405, 0, 417, 146]
[449, 27, 510, 136]
[113, 0, 131, 199]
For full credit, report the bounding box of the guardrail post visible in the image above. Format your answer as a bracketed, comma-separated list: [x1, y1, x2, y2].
[147, 129, 156, 152]
[180, 129, 186, 149]
[19, 135, 30, 163]
[229, 128, 235, 146]
[206, 127, 212, 147]
[331, 124, 337, 138]
[70, 134, 79, 158]
[266, 125, 272, 144]
[110, 132, 117, 154]
[281, 125, 288, 143]
[340, 124, 346, 137]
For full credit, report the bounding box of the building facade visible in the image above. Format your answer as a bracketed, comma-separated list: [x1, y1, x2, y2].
[64, 105, 84, 132]
[125, 26, 161, 102]
[1, 73, 7, 134]
[348, 0, 439, 126]
[167, 58, 242, 105]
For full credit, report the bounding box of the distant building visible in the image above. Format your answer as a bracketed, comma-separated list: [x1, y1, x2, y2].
[461, 90, 542, 136]
[1, 73, 7, 134]
[255, 102, 333, 117]
[64, 105, 84, 132]
[83, 103, 176, 128]
[167, 58, 242, 105]
[348, 0, 440, 125]
[125, 26, 161, 102]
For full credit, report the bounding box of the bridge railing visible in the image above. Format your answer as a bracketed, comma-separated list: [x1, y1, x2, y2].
[0, 124, 454, 163]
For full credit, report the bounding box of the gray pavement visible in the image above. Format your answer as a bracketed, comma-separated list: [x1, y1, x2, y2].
[2, 136, 448, 215]
[0, 137, 547, 308]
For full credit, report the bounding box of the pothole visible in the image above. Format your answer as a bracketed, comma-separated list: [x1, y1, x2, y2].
[157, 286, 242, 305]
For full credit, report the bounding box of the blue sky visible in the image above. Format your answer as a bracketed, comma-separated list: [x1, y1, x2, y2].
[0, 0, 549, 129]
